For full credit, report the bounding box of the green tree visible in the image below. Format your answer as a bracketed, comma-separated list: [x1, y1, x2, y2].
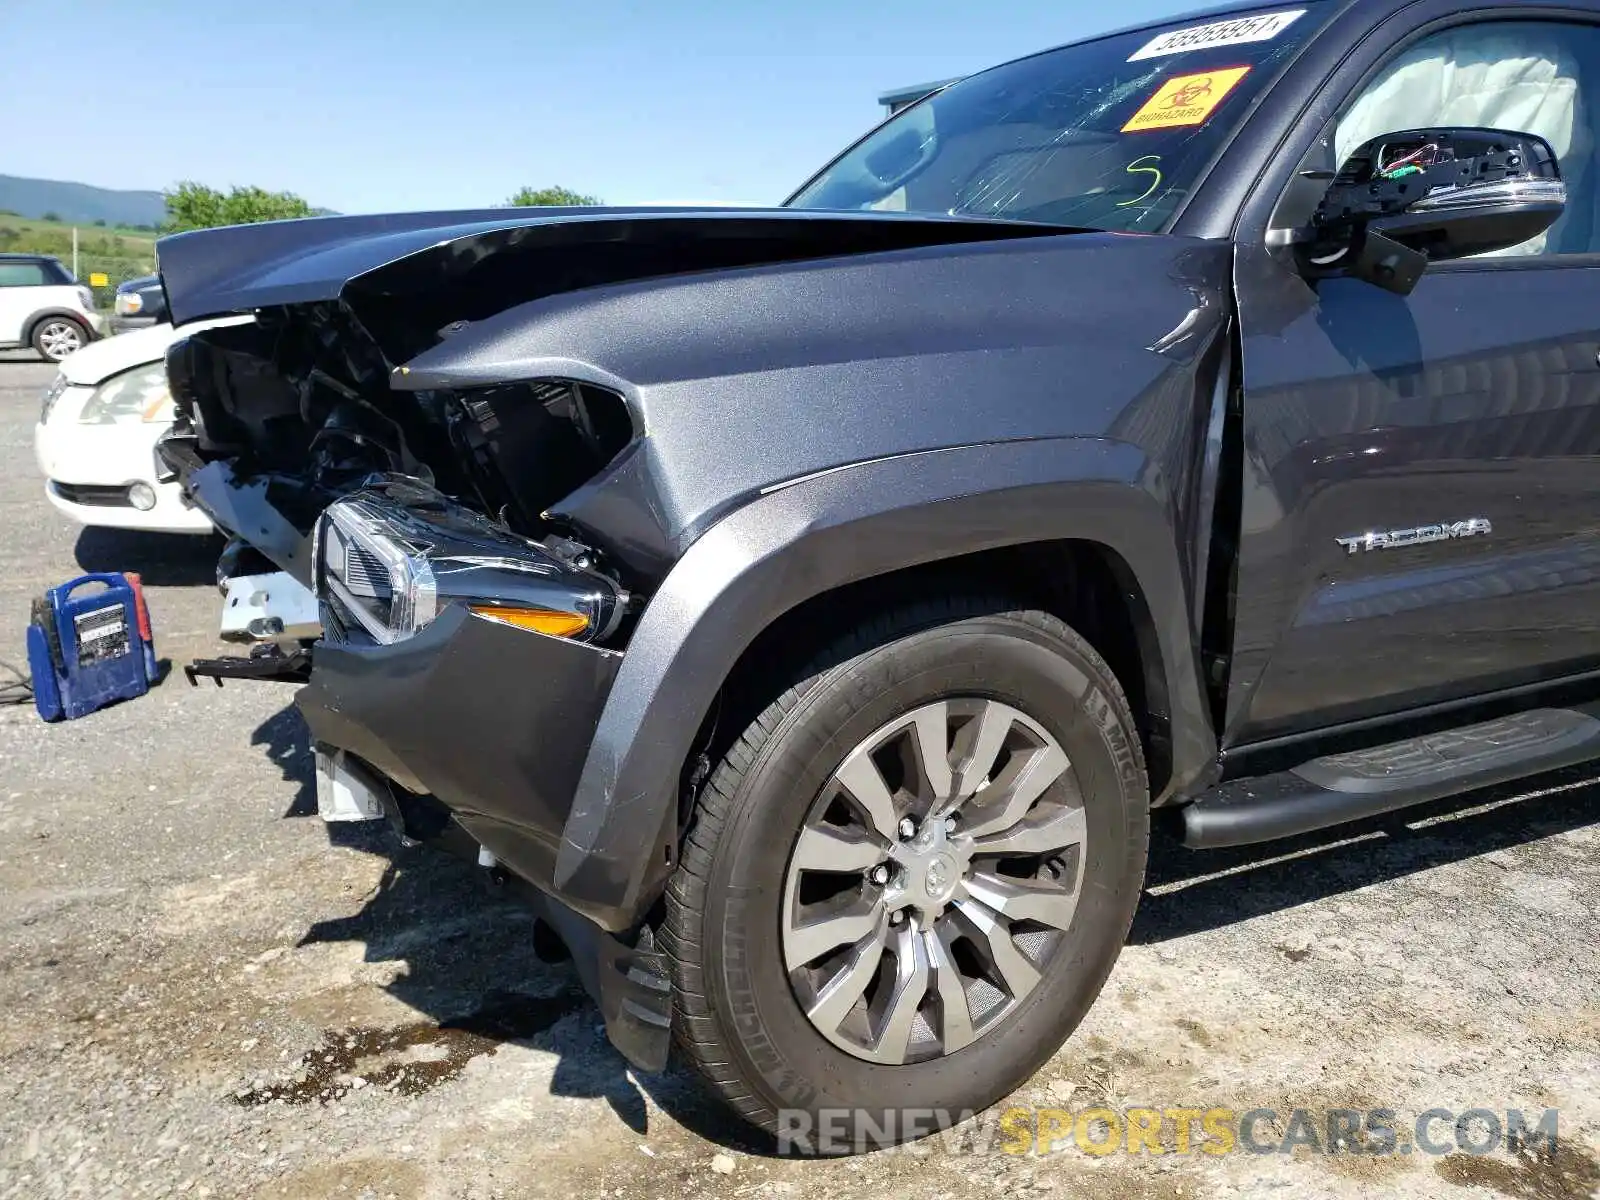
[162, 183, 227, 231]
[163, 181, 314, 232]
[92, 218, 107, 227]
[40, 211, 61, 223]
[221, 185, 314, 225]
[506, 185, 602, 207]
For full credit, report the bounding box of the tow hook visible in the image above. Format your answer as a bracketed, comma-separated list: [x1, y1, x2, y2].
[184, 643, 313, 686]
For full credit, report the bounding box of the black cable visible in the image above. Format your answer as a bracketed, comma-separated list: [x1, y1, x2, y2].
[0, 656, 34, 707]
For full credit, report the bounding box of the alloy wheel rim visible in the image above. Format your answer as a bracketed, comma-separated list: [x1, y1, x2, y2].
[781, 698, 1087, 1065]
[39, 321, 82, 360]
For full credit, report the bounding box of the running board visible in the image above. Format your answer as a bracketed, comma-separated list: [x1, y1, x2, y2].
[1183, 708, 1600, 848]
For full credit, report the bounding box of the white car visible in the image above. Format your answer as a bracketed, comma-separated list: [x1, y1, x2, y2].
[34, 321, 214, 534]
[0, 253, 106, 361]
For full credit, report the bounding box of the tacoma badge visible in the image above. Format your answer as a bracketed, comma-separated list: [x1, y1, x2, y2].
[1336, 518, 1492, 554]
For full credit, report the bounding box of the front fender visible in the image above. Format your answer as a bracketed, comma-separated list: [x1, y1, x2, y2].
[554, 437, 1215, 930]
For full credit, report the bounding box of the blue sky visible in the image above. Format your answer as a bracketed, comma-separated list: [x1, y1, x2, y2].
[7, 0, 1192, 213]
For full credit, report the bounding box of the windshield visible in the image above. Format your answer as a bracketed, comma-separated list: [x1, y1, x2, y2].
[788, 6, 1327, 231]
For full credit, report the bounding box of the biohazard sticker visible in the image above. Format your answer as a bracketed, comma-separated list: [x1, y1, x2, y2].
[1121, 67, 1251, 132]
[1128, 10, 1304, 61]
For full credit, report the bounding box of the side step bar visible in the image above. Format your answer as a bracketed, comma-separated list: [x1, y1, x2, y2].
[1183, 708, 1600, 848]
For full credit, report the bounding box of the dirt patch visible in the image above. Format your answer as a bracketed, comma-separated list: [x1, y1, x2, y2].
[233, 989, 583, 1106]
[1039, 1166, 1194, 1200]
[1320, 1143, 1418, 1187]
[284, 980, 429, 1031]
[1173, 1017, 1213, 1048]
[258, 1157, 426, 1200]
[1435, 1142, 1600, 1200]
[155, 872, 265, 935]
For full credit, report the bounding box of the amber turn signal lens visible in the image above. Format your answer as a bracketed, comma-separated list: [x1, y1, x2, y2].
[467, 605, 590, 638]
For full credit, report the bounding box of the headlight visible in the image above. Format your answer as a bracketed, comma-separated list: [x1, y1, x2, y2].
[315, 477, 624, 647]
[39, 373, 69, 423]
[114, 291, 144, 316]
[79, 363, 174, 425]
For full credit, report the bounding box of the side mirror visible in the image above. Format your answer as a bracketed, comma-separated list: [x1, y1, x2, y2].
[1293, 127, 1566, 295]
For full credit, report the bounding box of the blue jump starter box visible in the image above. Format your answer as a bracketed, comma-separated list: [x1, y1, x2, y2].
[27, 573, 160, 721]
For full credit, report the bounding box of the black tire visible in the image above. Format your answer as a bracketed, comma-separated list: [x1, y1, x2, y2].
[31, 316, 89, 363]
[661, 597, 1149, 1149]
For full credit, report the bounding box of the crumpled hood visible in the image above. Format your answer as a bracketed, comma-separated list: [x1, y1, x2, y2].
[158, 205, 1229, 597]
[155, 206, 1062, 331]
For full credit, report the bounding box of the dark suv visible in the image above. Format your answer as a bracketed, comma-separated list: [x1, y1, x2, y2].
[156, 0, 1600, 1149]
[110, 274, 169, 334]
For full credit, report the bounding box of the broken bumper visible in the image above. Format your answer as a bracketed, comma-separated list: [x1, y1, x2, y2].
[294, 604, 672, 1070]
[297, 604, 621, 891]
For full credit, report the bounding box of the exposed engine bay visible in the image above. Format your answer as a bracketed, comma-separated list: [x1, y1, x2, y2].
[161, 306, 636, 590]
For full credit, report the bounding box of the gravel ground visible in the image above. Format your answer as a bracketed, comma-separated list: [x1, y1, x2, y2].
[0, 351, 1597, 1200]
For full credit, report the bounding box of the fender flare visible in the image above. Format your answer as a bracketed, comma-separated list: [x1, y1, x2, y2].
[552, 437, 1217, 930]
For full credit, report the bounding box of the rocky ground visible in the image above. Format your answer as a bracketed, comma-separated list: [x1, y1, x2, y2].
[1, 354, 1597, 1199]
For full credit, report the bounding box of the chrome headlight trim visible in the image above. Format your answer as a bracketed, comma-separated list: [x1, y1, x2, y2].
[318, 498, 439, 646]
[314, 479, 621, 647]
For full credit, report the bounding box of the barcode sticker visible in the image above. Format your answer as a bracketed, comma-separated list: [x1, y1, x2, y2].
[1128, 10, 1305, 61]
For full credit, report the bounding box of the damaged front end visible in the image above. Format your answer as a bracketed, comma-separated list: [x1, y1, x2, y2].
[157, 305, 641, 586]
[155, 237, 675, 1066]
[303, 474, 680, 1065]
[152, 206, 1084, 1070]
[169, 458, 673, 1064]
[153, 250, 664, 881]
[161, 354, 670, 1059]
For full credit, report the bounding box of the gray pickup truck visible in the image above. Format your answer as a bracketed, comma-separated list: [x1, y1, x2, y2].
[158, 0, 1600, 1149]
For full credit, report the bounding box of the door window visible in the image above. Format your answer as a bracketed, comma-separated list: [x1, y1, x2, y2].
[0, 262, 48, 287]
[1335, 21, 1600, 256]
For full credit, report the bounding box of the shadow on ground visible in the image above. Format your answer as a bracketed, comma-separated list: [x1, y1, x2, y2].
[1133, 764, 1600, 944]
[252, 705, 393, 856]
[254, 705, 316, 819]
[249, 697, 1600, 1153]
[245, 696, 781, 1153]
[292, 834, 766, 1153]
[74, 526, 221, 587]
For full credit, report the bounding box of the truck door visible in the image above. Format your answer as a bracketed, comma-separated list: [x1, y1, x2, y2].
[1227, 15, 1600, 746]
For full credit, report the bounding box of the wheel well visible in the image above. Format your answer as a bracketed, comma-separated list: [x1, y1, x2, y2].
[696, 540, 1172, 807]
[25, 309, 88, 343]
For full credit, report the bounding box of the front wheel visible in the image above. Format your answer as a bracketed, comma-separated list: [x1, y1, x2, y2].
[32, 317, 89, 362]
[661, 599, 1149, 1149]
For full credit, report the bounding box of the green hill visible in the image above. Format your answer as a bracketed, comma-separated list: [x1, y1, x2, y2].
[0, 215, 157, 295]
[0, 174, 165, 228]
